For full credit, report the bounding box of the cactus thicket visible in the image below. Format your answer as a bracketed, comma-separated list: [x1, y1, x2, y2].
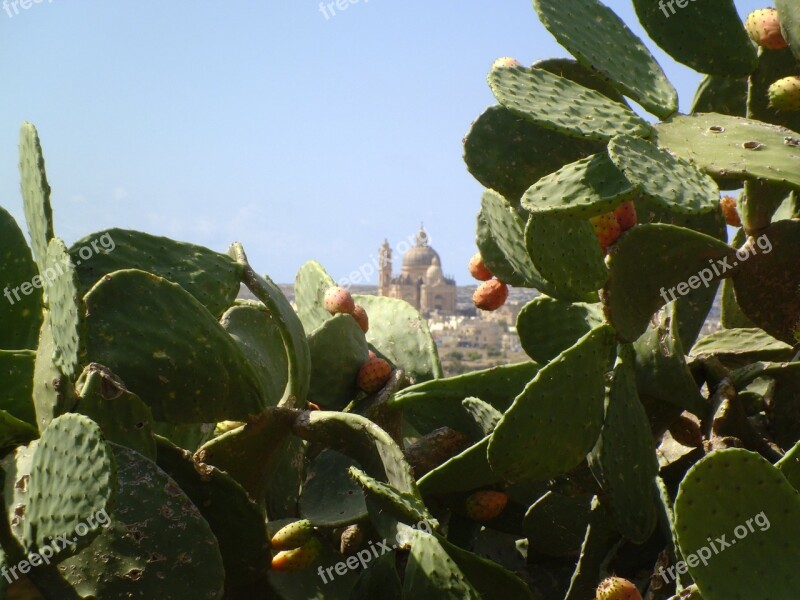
[1, 1, 800, 599]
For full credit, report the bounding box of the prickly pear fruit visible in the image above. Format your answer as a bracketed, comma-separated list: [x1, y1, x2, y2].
[339, 523, 367, 556]
[473, 279, 508, 311]
[271, 537, 322, 572]
[595, 576, 642, 600]
[214, 420, 244, 436]
[492, 57, 521, 69]
[613, 201, 637, 231]
[271, 519, 314, 551]
[352, 304, 369, 333]
[589, 212, 622, 251]
[745, 8, 788, 50]
[720, 195, 741, 227]
[323, 286, 355, 315]
[468, 252, 493, 281]
[357, 355, 392, 393]
[465, 490, 508, 521]
[768, 76, 800, 112]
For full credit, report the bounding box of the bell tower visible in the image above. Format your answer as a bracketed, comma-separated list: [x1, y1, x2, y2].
[378, 239, 392, 296]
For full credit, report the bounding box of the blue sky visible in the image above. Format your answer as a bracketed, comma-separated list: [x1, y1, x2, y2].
[0, 1, 763, 283]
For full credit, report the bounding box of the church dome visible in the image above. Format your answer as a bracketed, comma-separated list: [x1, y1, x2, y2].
[402, 225, 440, 269]
[426, 256, 444, 284]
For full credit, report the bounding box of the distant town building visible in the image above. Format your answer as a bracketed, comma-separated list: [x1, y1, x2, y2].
[378, 225, 457, 315]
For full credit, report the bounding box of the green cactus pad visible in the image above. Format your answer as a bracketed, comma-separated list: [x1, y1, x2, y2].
[525, 213, 607, 300]
[732, 220, 800, 343]
[776, 1, 800, 62]
[417, 437, 497, 496]
[461, 397, 501, 436]
[42, 238, 82, 380]
[307, 314, 369, 409]
[220, 303, 289, 409]
[516, 296, 603, 363]
[608, 135, 719, 215]
[488, 64, 652, 141]
[0, 410, 37, 451]
[293, 411, 417, 496]
[488, 325, 615, 482]
[352, 294, 441, 384]
[18, 123, 54, 271]
[74, 364, 156, 460]
[593, 346, 658, 543]
[84, 268, 264, 423]
[521, 151, 636, 218]
[402, 528, 481, 599]
[563, 497, 619, 600]
[633, 304, 708, 417]
[31, 313, 75, 432]
[351, 551, 401, 599]
[294, 260, 336, 335]
[264, 432, 306, 521]
[477, 189, 553, 290]
[0, 350, 37, 425]
[655, 113, 800, 190]
[349, 466, 436, 529]
[464, 105, 603, 205]
[194, 407, 296, 505]
[603, 224, 735, 342]
[690, 75, 747, 116]
[0, 206, 43, 350]
[523, 491, 591, 557]
[534, 0, 677, 118]
[69, 228, 242, 318]
[58, 443, 225, 599]
[674, 449, 800, 599]
[534, 58, 630, 105]
[299, 449, 368, 527]
[389, 362, 542, 436]
[632, 0, 756, 77]
[691, 328, 793, 365]
[776, 440, 800, 491]
[25, 414, 116, 554]
[231, 242, 311, 407]
[155, 437, 270, 584]
[438, 533, 535, 600]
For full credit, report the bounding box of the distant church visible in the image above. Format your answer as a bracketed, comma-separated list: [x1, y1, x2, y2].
[378, 225, 457, 315]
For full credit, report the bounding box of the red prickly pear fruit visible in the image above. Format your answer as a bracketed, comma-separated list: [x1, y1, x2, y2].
[271, 519, 314, 551]
[357, 355, 392, 393]
[613, 201, 637, 232]
[768, 76, 800, 112]
[468, 253, 493, 281]
[352, 304, 369, 333]
[589, 212, 622, 252]
[271, 537, 321, 572]
[720, 195, 742, 227]
[472, 279, 508, 311]
[465, 490, 508, 521]
[492, 57, 521, 70]
[595, 576, 642, 600]
[323, 286, 355, 315]
[745, 8, 788, 50]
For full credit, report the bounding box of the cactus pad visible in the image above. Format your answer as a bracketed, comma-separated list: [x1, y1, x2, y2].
[691, 75, 747, 116]
[674, 449, 800, 599]
[523, 491, 592, 557]
[32, 312, 75, 432]
[417, 437, 496, 495]
[294, 260, 336, 335]
[0, 206, 43, 350]
[632, 0, 756, 77]
[349, 466, 436, 529]
[42, 238, 82, 380]
[534, 0, 677, 118]
[0, 350, 37, 425]
[488, 325, 615, 482]
[488, 64, 652, 141]
[70, 228, 242, 318]
[83, 268, 264, 423]
[516, 296, 603, 363]
[402, 528, 481, 598]
[608, 134, 719, 215]
[299, 449, 368, 527]
[776, 0, 800, 62]
[18, 123, 54, 271]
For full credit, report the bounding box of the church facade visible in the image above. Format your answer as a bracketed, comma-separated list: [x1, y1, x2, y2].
[378, 226, 457, 315]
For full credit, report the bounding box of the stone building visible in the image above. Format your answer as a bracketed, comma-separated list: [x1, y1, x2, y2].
[378, 225, 457, 315]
